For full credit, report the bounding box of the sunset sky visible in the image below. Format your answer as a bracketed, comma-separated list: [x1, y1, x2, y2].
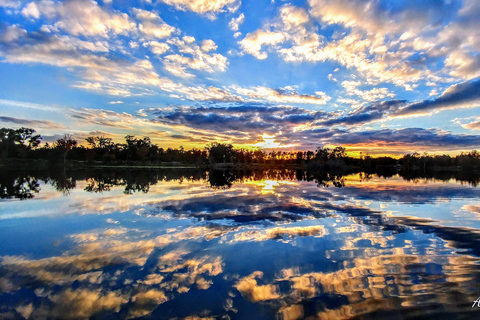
[1, 0, 480, 155]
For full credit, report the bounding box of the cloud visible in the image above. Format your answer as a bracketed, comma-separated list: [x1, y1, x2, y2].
[229, 12, 244, 32]
[308, 0, 456, 36]
[0, 0, 21, 9]
[318, 100, 406, 126]
[341, 80, 395, 102]
[21, 2, 40, 18]
[0, 25, 197, 97]
[230, 85, 331, 105]
[0, 24, 26, 42]
[0, 99, 60, 112]
[313, 78, 480, 127]
[144, 40, 170, 55]
[397, 77, 480, 115]
[238, 4, 424, 88]
[276, 125, 480, 152]
[23, 0, 137, 37]
[239, 5, 315, 60]
[463, 121, 480, 130]
[68, 108, 144, 129]
[444, 51, 480, 80]
[331, 127, 480, 148]
[169, 85, 243, 102]
[463, 205, 480, 216]
[238, 1, 480, 91]
[0, 116, 64, 129]
[133, 8, 177, 39]
[1, 4, 225, 98]
[58, 0, 134, 37]
[0, 23, 234, 98]
[159, 0, 240, 18]
[453, 116, 480, 130]
[163, 37, 228, 78]
[0, 10, 240, 101]
[147, 104, 327, 137]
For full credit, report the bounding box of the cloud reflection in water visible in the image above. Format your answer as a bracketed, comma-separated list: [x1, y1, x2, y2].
[1, 170, 480, 319]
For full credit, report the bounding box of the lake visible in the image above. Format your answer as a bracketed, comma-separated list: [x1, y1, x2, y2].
[1, 169, 480, 319]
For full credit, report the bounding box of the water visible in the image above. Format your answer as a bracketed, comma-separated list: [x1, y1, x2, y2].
[1, 169, 480, 319]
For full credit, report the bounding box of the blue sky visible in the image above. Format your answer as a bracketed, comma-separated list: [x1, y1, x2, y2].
[1, 0, 480, 155]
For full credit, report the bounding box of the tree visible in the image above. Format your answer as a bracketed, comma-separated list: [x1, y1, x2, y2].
[253, 150, 265, 163]
[85, 136, 98, 149]
[329, 146, 346, 160]
[125, 135, 137, 162]
[56, 134, 77, 165]
[0, 128, 17, 158]
[17, 127, 42, 150]
[206, 142, 235, 164]
[315, 146, 330, 163]
[0, 127, 42, 158]
[136, 137, 151, 161]
[306, 150, 314, 161]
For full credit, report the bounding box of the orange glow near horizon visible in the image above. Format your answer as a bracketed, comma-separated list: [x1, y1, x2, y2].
[252, 133, 298, 150]
[72, 134, 476, 159]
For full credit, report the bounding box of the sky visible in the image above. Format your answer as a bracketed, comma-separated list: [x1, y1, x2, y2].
[0, 0, 480, 155]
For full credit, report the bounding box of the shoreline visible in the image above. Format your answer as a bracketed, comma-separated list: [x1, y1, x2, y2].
[0, 158, 477, 173]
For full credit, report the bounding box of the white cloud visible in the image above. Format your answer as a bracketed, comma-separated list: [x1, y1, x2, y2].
[0, 0, 21, 9]
[27, 0, 132, 37]
[163, 37, 228, 77]
[229, 12, 244, 32]
[341, 80, 395, 102]
[453, 116, 480, 130]
[231, 85, 331, 104]
[18, 0, 135, 37]
[239, 5, 321, 61]
[143, 41, 170, 56]
[159, 0, 240, 18]
[239, 30, 285, 60]
[21, 2, 40, 19]
[0, 24, 26, 42]
[238, 3, 439, 89]
[133, 8, 177, 39]
[200, 39, 217, 52]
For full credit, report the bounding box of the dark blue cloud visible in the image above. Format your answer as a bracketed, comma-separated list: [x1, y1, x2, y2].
[318, 100, 405, 126]
[148, 104, 327, 134]
[332, 127, 480, 147]
[0, 116, 63, 129]
[398, 78, 480, 115]
[315, 78, 480, 127]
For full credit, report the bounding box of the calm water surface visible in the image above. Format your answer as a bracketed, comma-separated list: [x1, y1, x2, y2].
[1, 169, 480, 319]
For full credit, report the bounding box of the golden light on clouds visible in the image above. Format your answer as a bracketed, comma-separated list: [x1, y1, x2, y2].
[253, 133, 297, 149]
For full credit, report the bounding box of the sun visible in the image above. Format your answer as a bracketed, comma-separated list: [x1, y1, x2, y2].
[252, 134, 298, 149]
[254, 134, 281, 149]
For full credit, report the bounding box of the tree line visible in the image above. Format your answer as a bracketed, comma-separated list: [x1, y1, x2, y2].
[1, 127, 479, 169]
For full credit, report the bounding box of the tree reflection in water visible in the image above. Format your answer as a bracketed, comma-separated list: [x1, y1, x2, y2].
[0, 173, 40, 200]
[1, 168, 479, 199]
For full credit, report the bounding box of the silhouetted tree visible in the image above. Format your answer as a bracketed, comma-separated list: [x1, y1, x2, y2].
[56, 134, 77, 166]
[207, 142, 236, 164]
